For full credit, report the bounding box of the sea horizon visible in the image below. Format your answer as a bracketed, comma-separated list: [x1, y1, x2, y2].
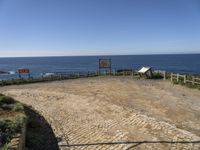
[0, 53, 200, 58]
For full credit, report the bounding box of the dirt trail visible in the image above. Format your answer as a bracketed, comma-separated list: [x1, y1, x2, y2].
[1, 77, 200, 149]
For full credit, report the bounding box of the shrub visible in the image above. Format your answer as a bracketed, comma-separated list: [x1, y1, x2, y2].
[11, 103, 24, 112]
[0, 96, 15, 105]
[0, 94, 26, 148]
[0, 143, 12, 150]
[0, 104, 12, 111]
[0, 115, 26, 146]
[0, 95, 24, 112]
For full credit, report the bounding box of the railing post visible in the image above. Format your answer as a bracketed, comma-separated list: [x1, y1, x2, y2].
[163, 71, 166, 80]
[184, 75, 186, 84]
[177, 73, 179, 82]
[171, 73, 173, 82]
[192, 76, 194, 85]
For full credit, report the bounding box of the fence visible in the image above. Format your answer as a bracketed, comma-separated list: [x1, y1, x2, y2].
[3, 70, 200, 87]
[171, 73, 200, 85]
[0, 69, 168, 87]
[0, 72, 98, 86]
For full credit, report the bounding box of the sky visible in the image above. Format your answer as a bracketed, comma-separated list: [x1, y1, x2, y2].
[0, 0, 200, 57]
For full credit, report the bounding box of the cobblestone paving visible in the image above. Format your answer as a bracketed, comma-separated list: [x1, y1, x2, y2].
[3, 78, 200, 150]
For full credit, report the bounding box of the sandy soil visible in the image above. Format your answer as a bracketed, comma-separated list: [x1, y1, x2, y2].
[1, 76, 200, 150]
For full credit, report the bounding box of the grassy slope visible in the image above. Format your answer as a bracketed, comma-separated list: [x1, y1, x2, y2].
[0, 94, 26, 149]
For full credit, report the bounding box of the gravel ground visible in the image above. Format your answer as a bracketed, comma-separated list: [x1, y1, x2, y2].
[1, 76, 200, 150]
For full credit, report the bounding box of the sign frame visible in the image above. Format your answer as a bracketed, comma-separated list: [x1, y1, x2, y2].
[18, 68, 30, 79]
[98, 58, 112, 74]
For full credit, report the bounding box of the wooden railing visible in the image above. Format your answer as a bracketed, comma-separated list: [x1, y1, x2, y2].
[171, 73, 200, 85]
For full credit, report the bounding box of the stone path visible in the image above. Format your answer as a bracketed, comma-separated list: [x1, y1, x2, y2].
[4, 87, 200, 150]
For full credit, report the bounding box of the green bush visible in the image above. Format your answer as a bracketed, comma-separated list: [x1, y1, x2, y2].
[0, 94, 26, 148]
[0, 115, 26, 146]
[0, 143, 12, 150]
[11, 103, 24, 112]
[0, 103, 12, 111]
[0, 96, 15, 105]
[0, 96, 24, 112]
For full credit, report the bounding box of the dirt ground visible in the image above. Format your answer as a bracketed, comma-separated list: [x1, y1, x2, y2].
[1, 76, 200, 150]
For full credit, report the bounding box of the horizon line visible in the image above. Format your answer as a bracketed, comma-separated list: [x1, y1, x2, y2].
[0, 52, 200, 58]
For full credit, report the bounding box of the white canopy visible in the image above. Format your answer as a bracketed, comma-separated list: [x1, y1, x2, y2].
[138, 67, 151, 73]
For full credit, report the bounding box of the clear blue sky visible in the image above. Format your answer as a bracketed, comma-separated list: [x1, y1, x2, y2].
[0, 0, 200, 57]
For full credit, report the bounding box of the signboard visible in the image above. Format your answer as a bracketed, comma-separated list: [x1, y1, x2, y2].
[18, 68, 30, 79]
[99, 59, 111, 69]
[18, 68, 30, 74]
[98, 58, 112, 74]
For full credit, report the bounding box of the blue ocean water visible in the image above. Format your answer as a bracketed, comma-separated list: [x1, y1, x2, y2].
[0, 54, 200, 80]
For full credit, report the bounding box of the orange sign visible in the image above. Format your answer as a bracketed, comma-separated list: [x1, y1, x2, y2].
[18, 68, 30, 74]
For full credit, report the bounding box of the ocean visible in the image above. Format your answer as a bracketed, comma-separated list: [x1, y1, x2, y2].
[0, 54, 200, 80]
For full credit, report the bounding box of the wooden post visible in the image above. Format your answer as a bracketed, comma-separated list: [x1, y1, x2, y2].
[183, 75, 186, 84]
[177, 73, 179, 82]
[163, 71, 166, 80]
[192, 76, 194, 85]
[171, 73, 173, 82]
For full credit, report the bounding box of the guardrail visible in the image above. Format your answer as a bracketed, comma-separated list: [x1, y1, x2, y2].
[2, 70, 199, 88]
[0, 69, 168, 87]
[171, 73, 200, 85]
[0, 72, 99, 86]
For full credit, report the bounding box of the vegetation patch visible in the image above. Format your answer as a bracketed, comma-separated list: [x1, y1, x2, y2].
[0, 94, 26, 149]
